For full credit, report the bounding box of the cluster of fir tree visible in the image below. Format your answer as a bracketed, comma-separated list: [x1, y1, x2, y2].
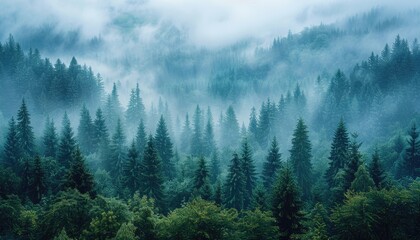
[0, 35, 103, 115]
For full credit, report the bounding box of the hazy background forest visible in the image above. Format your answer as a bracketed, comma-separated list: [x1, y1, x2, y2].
[0, 1, 419, 240]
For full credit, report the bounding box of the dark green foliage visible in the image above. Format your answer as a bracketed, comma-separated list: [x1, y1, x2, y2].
[0, 195, 23, 236]
[238, 209, 280, 240]
[58, 112, 77, 168]
[77, 104, 94, 154]
[141, 135, 165, 210]
[3, 117, 20, 172]
[289, 118, 312, 201]
[272, 166, 304, 240]
[343, 134, 362, 193]
[154, 116, 175, 180]
[262, 137, 282, 192]
[325, 119, 350, 187]
[304, 203, 329, 240]
[214, 180, 222, 205]
[350, 164, 375, 192]
[130, 194, 159, 240]
[125, 83, 146, 127]
[123, 141, 141, 196]
[83, 211, 121, 240]
[241, 139, 256, 209]
[0, 166, 20, 197]
[16, 99, 35, 157]
[369, 150, 386, 189]
[108, 118, 126, 187]
[193, 157, 212, 200]
[224, 152, 244, 211]
[30, 155, 46, 203]
[20, 157, 32, 200]
[92, 108, 110, 158]
[159, 198, 238, 240]
[65, 148, 95, 195]
[43, 117, 58, 158]
[135, 119, 147, 158]
[252, 185, 268, 211]
[403, 123, 420, 178]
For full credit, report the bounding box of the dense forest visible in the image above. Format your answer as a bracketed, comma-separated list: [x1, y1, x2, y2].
[1, 2, 420, 240]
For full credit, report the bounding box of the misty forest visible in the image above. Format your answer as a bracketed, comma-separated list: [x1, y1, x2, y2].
[0, 1, 420, 240]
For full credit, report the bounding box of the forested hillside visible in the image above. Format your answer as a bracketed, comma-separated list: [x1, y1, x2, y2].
[0, 34, 419, 239]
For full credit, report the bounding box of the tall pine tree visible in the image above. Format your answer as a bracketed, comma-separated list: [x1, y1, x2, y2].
[16, 99, 35, 157]
[43, 117, 58, 158]
[92, 108, 109, 155]
[3, 117, 20, 172]
[77, 105, 94, 154]
[343, 133, 362, 193]
[58, 112, 77, 168]
[65, 147, 94, 195]
[193, 156, 212, 200]
[369, 149, 386, 189]
[224, 152, 244, 211]
[241, 138, 256, 209]
[135, 119, 147, 159]
[191, 105, 203, 156]
[289, 118, 312, 201]
[108, 118, 127, 188]
[154, 116, 175, 180]
[262, 137, 282, 192]
[123, 141, 141, 196]
[125, 83, 146, 127]
[403, 123, 420, 178]
[30, 155, 46, 203]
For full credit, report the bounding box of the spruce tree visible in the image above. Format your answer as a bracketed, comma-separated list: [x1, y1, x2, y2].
[125, 83, 146, 127]
[92, 108, 109, 154]
[210, 151, 220, 184]
[193, 156, 212, 200]
[224, 152, 244, 211]
[203, 115, 216, 157]
[350, 164, 375, 192]
[43, 117, 58, 158]
[369, 149, 386, 189]
[77, 105, 94, 154]
[58, 112, 77, 168]
[3, 117, 20, 172]
[289, 118, 312, 201]
[241, 138, 256, 209]
[262, 137, 282, 192]
[65, 147, 94, 195]
[30, 155, 46, 203]
[248, 107, 258, 144]
[135, 119, 147, 158]
[403, 123, 420, 178]
[123, 141, 141, 196]
[343, 133, 362, 192]
[257, 101, 270, 149]
[154, 116, 175, 180]
[108, 118, 126, 187]
[141, 135, 164, 210]
[191, 105, 203, 156]
[221, 106, 240, 149]
[325, 119, 350, 187]
[16, 99, 35, 157]
[272, 166, 304, 240]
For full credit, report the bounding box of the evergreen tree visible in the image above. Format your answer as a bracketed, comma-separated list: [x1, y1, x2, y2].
[403, 123, 420, 178]
[224, 152, 244, 210]
[350, 164, 375, 192]
[248, 107, 258, 144]
[257, 101, 270, 148]
[214, 180, 222, 205]
[141, 135, 164, 210]
[193, 156, 212, 200]
[108, 118, 126, 188]
[210, 151, 220, 184]
[325, 119, 350, 187]
[92, 108, 109, 153]
[203, 114, 216, 156]
[30, 155, 45, 203]
[262, 137, 282, 192]
[252, 185, 268, 211]
[369, 149, 386, 189]
[154, 115, 175, 180]
[343, 133, 362, 192]
[20, 157, 32, 199]
[104, 83, 123, 131]
[180, 113, 192, 153]
[16, 99, 35, 157]
[43, 117, 58, 158]
[272, 166, 304, 240]
[241, 138, 257, 209]
[221, 106, 240, 149]
[125, 83, 146, 126]
[289, 118, 312, 201]
[191, 105, 203, 156]
[123, 141, 141, 196]
[58, 112, 77, 168]
[77, 105, 94, 154]
[135, 119, 147, 158]
[3, 117, 20, 172]
[65, 147, 94, 195]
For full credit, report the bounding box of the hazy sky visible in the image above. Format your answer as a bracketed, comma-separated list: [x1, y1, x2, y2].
[2, 0, 420, 48]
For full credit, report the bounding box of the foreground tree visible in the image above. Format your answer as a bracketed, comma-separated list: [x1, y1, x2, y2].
[154, 116, 175, 180]
[16, 99, 35, 157]
[65, 148, 94, 195]
[193, 157, 212, 200]
[43, 117, 58, 158]
[289, 118, 312, 201]
[57, 113, 77, 168]
[3, 118, 20, 172]
[30, 155, 46, 203]
[77, 105, 94, 154]
[262, 137, 282, 192]
[369, 150, 386, 189]
[272, 166, 304, 240]
[224, 152, 245, 211]
[141, 135, 165, 210]
[123, 142, 141, 196]
[241, 139, 256, 209]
